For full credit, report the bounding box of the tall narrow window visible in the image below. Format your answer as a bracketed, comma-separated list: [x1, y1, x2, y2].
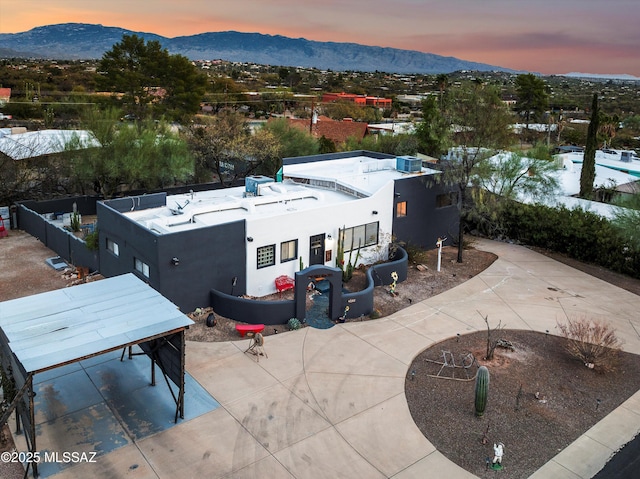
[257, 245, 276, 269]
[134, 258, 149, 278]
[396, 201, 407, 217]
[106, 238, 119, 256]
[281, 240, 297, 263]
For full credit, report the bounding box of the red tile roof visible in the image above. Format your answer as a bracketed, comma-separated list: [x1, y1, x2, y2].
[283, 117, 368, 144]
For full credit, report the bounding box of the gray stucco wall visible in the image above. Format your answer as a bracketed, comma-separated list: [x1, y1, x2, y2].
[98, 199, 247, 313]
[392, 176, 459, 250]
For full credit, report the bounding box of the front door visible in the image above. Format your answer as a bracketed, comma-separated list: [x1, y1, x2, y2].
[309, 234, 325, 265]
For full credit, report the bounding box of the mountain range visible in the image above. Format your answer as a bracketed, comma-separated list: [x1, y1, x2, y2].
[0, 23, 512, 74]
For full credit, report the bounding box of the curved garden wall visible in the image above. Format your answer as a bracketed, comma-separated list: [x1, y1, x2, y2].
[210, 289, 295, 326]
[210, 246, 408, 325]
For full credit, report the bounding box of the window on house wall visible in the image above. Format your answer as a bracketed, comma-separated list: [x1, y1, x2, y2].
[134, 257, 150, 278]
[339, 221, 379, 252]
[436, 192, 459, 208]
[106, 238, 119, 256]
[257, 244, 276, 269]
[396, 201, 407, 217]
[280, 239, 297, 263]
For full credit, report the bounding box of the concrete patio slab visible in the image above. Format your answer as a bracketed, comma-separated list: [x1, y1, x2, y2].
[50, 444, 160, 479]
[225, 382, 331, 453]
[335, 393, 436, 477]
[273, 427, 386, 479]
[390, 450, 478, 478]
[282, 372, 406, 424]
[137, 408, 270, 478]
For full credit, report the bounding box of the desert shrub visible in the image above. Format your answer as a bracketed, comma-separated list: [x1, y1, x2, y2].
[557, 316, 622, 373]
[84, 228, 99, 250]
[287, 318, 301, 330]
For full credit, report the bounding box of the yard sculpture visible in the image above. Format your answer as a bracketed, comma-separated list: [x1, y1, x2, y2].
[492, 442, 504, 470]
[389, 271, 399, 296]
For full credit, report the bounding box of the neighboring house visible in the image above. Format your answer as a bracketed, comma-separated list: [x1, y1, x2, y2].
[0, 129, 98, 160]
[284, 116, 368, 145]
[484, 152, 639, 219]
[0, 87, 10, 106]
[96, 150, 459, 313]
[557, 149, 640, 178]
[0, 129, 100, 201]
[321, 92, 392, 109]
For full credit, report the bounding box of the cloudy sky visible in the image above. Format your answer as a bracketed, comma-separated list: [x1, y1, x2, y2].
[2, 0, 639, 76]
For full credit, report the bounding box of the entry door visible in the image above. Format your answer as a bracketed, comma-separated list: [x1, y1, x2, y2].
[309, 234, 325, 265]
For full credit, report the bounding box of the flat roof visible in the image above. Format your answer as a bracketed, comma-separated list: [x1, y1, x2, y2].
[124, 154, 439, 235]
[0, 129, 99, 160]
[0, 274, 193, 373]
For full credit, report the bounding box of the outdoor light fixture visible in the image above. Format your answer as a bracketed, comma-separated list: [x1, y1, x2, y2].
[372, 210, 378, 215]
[171, 257, 180, 266]
[247, 237, 253, 242]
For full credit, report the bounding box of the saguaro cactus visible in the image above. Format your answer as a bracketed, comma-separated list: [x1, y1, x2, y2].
[475, 366, 490, 417]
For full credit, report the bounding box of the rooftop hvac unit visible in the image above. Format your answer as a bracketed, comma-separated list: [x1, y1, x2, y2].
[245, 176, 273, 195]
[396, 155, 422, 173]
[621, 151, 633, 163]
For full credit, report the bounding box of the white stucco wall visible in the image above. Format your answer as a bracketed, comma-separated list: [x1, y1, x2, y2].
[245, 181, 395, 297]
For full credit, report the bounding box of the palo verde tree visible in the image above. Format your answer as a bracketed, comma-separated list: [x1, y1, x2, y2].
[580, 93, 599, 199]
[437, 82, 515, 262]
[98, 34, 206, 120]
[69, 108, 192, 198]
[470, 146, 560, 237]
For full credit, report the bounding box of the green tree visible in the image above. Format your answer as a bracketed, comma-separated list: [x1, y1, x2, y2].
[415, 96, 450, 157]
[98, 34, 206, 119]
[261, 118, 319, 159]
[185, 112, 283, 186]
[437, 83, 515, 262]
[515, 74, 548, 130]
[69, 108, 192, 197]
[580, 93, 599, 199]
[436, 73, 449, 110]
[614, 194, 640, 250]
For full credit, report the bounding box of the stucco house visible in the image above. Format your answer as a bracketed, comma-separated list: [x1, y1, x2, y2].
[96, 150, 458, 314]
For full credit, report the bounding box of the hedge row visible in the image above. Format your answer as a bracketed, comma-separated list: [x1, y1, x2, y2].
[500, 201, 640, 279]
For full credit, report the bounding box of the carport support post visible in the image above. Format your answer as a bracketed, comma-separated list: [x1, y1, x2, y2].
[179, 330, 185, 420]
[29, 374, 38, 478]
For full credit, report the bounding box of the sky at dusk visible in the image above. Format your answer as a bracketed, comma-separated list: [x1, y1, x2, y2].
[2, 0, 639, 76]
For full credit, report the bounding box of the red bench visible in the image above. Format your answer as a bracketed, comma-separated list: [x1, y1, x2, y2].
[275, 275, 295, 295]
[235, 323, 265, 337]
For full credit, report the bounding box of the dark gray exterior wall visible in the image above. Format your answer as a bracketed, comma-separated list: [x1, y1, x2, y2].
[97, 198, 247, 313]
[155, 221, 246, 313]
[392, 176, 459, 250]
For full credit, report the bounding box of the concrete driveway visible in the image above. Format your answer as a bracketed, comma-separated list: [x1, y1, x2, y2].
[28, 239, 640, 478]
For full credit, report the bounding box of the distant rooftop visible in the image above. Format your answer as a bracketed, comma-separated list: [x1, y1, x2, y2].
[0, 129, 99, 160]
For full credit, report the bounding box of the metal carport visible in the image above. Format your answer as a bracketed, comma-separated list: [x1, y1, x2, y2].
[0, 273, 193, 477]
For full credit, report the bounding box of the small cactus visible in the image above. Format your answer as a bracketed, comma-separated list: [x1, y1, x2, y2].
[474, 366, 490, 417]
[288, 318, 301, 330]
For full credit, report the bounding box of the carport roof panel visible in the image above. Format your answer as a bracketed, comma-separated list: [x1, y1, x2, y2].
[0, 274, 193, 373]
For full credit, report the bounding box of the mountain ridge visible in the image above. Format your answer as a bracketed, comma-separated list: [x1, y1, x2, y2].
[0, 23, 513, 74]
